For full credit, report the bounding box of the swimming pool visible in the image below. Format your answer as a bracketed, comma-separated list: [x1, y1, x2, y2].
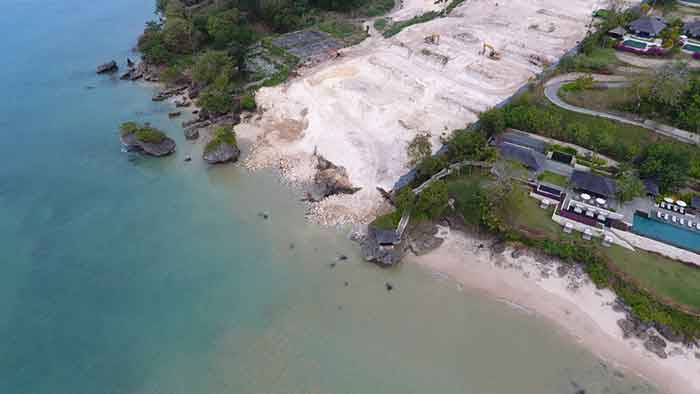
[683, 43, 700, 53]
[633, 213, 700, 253]
[622, 40, 647, 50]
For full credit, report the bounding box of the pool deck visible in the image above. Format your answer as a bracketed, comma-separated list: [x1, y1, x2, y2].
[648, 207, 700, 234]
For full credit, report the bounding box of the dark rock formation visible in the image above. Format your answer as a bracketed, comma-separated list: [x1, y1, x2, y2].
[654, 322, 685, 344]
[168, 111, 182, 118]
[617, 319, 636, 339]
[96, 60, 118, 74]
[203, 142, 240, 164]
[313, 155, 361, 198]
[127, 58, 135, 67]
[644, 335, 668, 359]
[184, 126, 201, 140]
[490, 240, 506, 254]
[152, 86, 187, 102]
[120, 132, 176, 157]
[359, 226, 406, 267]
[408, 222, 444, 256]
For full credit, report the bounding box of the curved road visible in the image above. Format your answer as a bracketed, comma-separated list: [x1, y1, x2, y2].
[544, 74, 699, 146]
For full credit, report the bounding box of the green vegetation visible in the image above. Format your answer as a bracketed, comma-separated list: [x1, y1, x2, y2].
[479, 89, 700, 191]
[537, 171, 569, 187]
[560, 75, 594, 92]
[371, 210, 402, 230]
[638, 141, 696, 192]
[445, 0, 466, 14]
[373, 18, 388, 31]
[120, 122, 168, 144]
[383, 11, 440, 38]
[407, 133, 432, 166]
[240, 94, 257, 111]
[558, 48, 619, 74]
[414, 180, 449, 221]
[606, 245, 700, 310]
[318, 19, 367, 44]
[139, 0, 395, 117]
[204, 126, 237, 154]
[615, 171, 646, 203]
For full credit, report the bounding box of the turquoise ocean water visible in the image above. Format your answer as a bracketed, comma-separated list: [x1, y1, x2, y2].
[0, 1, 659, 393]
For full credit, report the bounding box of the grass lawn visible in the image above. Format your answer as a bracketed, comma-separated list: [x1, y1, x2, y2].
[506, 187, 565, 239]
[537, 171, 569, 187]
[317, 19, 368, 45]
[559, 86, 635, 113]
[603, 245, 700, 311]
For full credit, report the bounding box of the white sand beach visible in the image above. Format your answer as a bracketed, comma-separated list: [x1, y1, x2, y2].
[409, 229, 700, 394]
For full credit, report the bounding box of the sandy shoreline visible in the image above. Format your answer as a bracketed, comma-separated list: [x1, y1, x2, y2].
[408, 229, 700, 394]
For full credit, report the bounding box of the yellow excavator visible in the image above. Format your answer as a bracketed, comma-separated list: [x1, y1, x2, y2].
[482, 43, 502, 60]
[424, 33, 441, 45]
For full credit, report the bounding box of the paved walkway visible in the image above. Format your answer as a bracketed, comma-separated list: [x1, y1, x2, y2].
[544, 74, 700, 146]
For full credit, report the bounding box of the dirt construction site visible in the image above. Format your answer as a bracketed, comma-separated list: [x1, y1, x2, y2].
[237, 0, 605, 225]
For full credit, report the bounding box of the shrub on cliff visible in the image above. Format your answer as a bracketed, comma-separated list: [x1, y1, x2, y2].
[240, 94, 257, 111]
[138, 22, 172, 65]
[193, 50, 235, 85]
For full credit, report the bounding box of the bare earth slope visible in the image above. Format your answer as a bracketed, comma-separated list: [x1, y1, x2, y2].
[237, 0, 603, 224]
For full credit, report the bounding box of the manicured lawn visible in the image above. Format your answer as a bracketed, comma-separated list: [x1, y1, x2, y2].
[537, 171, 569, 187]
[603, 245, 700, 310]
[506, 188, 564, 239]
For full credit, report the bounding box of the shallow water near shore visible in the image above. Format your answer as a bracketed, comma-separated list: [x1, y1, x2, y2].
[0, 1, 660, 393]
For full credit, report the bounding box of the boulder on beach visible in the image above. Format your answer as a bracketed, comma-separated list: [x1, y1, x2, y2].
[202, 126, 240, 164]
[644, 335, 668, 359]
[96, 60, 118, 74]
[408, 222, 444, 256]
[313, 155, 361, 198]
[119, 121, 176, 157]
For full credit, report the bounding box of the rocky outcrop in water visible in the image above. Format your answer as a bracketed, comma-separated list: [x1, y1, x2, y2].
[203, 142, 240, 164]
[359, 226, 406, 267]
[96, 60, 118, 74]
[202, 127, 240, 164]
[119, 122, 176, 157]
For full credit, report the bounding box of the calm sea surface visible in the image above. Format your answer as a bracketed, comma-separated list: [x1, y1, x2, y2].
[0, 1, 659, 393]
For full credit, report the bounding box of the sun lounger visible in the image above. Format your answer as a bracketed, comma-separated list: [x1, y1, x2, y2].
[657, 211, 663, 218]
[680, 218, 685, 225]
[664, 213, 669, 220]
[660, 202, 666, 209]
[696, 223, 700, 230]
[673, 205, 679, 212]
[688, 221, 693, 228]
[680, 208, 685, 214]
[672, 216, 677, 223]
